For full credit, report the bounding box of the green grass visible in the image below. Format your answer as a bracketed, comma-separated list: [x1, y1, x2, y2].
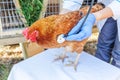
[0, 58, 23, 80]
[0, 64, 12, 80]
[19, 0, 43, 26]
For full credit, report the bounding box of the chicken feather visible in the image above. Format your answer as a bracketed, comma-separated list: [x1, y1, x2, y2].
[23, 3, 105, 70]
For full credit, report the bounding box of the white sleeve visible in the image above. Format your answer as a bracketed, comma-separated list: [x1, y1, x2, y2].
[63, 0, 83, 11]
[107, 0, 120, 20]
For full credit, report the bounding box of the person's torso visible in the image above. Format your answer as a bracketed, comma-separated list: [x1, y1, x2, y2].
[97, 0, 120, 41]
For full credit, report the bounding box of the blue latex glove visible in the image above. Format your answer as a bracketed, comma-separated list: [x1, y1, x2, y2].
[65, 14, 96, 41]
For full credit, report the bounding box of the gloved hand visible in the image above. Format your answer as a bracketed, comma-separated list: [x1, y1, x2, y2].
[65, 14, 96, 41]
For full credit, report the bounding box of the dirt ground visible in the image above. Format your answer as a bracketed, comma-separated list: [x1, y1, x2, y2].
[0, 44, 23, 64]
[0, 44, 22, 80]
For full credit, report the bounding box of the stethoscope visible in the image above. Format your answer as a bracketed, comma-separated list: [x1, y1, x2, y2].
[57, 0, 95, 43]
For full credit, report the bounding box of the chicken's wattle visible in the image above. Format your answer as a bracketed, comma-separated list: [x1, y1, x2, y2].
[28, 30, 39, 42]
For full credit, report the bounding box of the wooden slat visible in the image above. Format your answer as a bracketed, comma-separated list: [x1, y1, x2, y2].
[39, 0, 48, 18]
[13, 0, 27, 26]
[0, 36, 25, 45]
[19, 42, 44, 59]
[0, 13, 2, 35]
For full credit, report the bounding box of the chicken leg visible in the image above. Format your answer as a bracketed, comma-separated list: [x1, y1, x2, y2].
[66, 53, 81, 71]
[53, 49, 69, 62]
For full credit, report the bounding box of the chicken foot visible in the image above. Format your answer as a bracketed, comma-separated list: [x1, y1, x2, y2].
[65, 53, 81, 71]
[53, 50, 69, 63]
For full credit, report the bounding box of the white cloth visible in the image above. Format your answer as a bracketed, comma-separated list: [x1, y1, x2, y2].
[108, 0, 120, 20]
[8, 48, 120, 80]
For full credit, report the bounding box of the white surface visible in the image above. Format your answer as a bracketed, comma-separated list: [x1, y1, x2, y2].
[8, 47, 120, 80]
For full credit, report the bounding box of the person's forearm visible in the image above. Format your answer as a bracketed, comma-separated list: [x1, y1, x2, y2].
[93, 0, 120, 21]
[93, 7, 113, 21]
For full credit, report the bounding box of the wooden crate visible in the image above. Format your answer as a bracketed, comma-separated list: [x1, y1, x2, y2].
[20, 42, 44, 58]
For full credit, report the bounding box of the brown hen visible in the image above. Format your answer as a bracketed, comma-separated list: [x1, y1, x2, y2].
[23, 3, 104, 70]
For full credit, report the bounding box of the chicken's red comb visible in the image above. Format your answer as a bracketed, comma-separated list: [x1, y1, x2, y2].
[22, 28, 29, 39]
[29, 30, 39, 42]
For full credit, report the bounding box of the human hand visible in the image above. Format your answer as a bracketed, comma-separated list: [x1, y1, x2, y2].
[65, 14, 96, 41]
